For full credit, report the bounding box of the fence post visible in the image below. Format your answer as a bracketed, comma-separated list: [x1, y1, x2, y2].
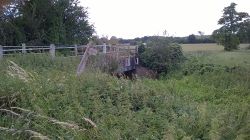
[74, 44, 78, 56]
[50, 44, 55, 58]
[22, 43, 26, 54]
[103, 43, 107, 54]
[0, 45, 3, 59]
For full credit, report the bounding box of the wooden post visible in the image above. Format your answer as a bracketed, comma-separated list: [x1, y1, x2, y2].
[74, 44, 78, 56]
[77, 45, 91, 76]
[103, 43, 107, 54]
[136, 58, 139, 65]
[116, 46, 119, 61]
[50, 44, 55, 58]
[0, 45, 3, 59]
[22, 43, 26, 54]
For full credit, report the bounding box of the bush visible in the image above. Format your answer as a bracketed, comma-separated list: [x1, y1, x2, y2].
[223, 35, 240, 51]
[139, 37, 184, 74]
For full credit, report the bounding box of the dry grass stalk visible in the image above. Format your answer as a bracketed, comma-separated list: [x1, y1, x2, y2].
[0, 109, 21, 117]
[7, 60, 32, 82]
[11, 107, 30, 112]
[10, 107, 86, 132]
[25, 130, 50, 140]
[0, 126, 50, 140]
[83, 117, 97, 128]
[37, 114, 86, 132]
[0, 126, 19, 133]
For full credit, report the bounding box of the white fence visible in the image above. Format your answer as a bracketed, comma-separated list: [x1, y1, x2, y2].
[0, 44, 88, 59]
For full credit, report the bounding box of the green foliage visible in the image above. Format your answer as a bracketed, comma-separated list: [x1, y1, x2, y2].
[187, 34, 196, 43]
[213, 3, 250, 51]
[138, 43, 146, 55]
[0, 0, 94, 45]
[119, 35, 215, 45]
[213, 29, 240, 51]
[237, 19, 250, 43]
[182, 57, 241, 75]
[139, 37, 184, 74]
[0, 22, 25, 45]
[0, 52, 249, 139]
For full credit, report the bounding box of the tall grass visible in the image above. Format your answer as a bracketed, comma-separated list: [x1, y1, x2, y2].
[0, 53, 249, 139]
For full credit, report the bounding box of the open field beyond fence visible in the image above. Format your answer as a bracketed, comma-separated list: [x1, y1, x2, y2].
[181, 43, 249, 52]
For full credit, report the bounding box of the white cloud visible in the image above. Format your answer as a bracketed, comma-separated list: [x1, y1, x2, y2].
[80, 0, 250, 39]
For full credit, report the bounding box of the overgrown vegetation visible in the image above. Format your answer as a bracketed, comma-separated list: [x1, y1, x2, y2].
[139, 37, 185, 75]
[0, 1, 250, 139]
[0, 49, 249, 139]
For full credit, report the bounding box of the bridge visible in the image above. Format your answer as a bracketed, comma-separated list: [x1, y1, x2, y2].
[0, 43, 139, 75]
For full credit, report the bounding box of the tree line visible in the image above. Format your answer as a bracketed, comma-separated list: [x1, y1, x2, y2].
[0, 0, 94, 46]
[119, 35, 215, 45]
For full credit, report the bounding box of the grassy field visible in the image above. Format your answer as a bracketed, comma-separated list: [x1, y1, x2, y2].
[0, 44, 250, 139]
[181, 43, 249, 52]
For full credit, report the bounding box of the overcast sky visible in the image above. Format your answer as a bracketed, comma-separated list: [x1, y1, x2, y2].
[80, 0, 250, 39]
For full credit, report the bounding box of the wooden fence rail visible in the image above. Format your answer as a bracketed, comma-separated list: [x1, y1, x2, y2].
[0, 44, 88, 59]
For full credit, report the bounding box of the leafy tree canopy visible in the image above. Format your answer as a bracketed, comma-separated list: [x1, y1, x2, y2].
[187, 34, 196, 43]
[0, 0, 94, 46]
[213, 2, 249, 51]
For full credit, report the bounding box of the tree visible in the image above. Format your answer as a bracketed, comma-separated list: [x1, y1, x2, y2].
[109, 36, 119, 45]
[198, 31, 205, 41]
[198, 31, 204, 36]
[237, 19, 250, 43]
[0, 0, 94, 45]
[212, 3, 249, 51]
[187, 34, 196, 43]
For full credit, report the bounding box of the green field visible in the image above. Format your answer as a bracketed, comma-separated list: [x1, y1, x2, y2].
[181, 43, 249, 52]
[0, 44, 250, 139]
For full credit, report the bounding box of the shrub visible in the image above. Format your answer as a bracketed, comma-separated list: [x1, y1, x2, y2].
[212, 30, 240, 51]
[182, 58, 241, 75]
[139, 37, 184, 74]
[223, 34, 240, 51]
